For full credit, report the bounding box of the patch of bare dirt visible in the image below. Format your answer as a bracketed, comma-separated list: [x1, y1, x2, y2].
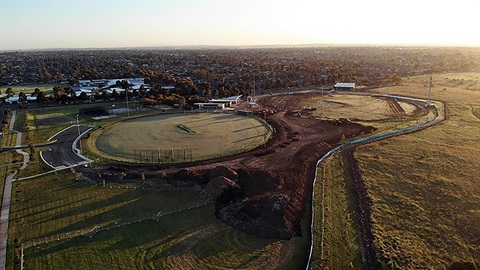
[172, 94, 377, 239]
[81, 93, 377, 240]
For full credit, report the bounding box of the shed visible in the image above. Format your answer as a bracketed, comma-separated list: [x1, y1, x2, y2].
[334, 82, 356, 90]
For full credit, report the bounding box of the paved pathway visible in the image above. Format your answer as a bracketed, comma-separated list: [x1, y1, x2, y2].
[0, 172, 15, 270]
[0, 111, 23, 270]
[0, 113, 92, 269]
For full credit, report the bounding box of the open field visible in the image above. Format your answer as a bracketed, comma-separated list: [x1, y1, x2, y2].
[10, 170, 304, 270]
[22, 206, 303, 270]
[354, 72, 480, 268]
[294, 92, 438, 142]
[91, 113, 270, 162]
[27, 102, 142, 142]
[10, 171, 208, 243]
[0, 84, 60, 95]
[300, 94, 417, 121]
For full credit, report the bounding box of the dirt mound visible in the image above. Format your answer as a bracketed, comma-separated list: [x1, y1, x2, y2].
[199, 94, 377, 240]
[217, 193, 297, 239]
[204, 176, 242, 201]
[213, 169, 305, 239]
[209, 166, 239, 181]
[168, 169, 206, 186]
[236, 169, 284, 197]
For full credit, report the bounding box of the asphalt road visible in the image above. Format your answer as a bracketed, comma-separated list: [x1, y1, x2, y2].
[41, 125, 93, 169]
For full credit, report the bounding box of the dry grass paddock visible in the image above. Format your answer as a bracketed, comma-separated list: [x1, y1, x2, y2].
[355, 72, 480, 268]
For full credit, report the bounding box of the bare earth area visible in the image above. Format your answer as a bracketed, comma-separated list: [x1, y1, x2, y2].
[83, 93, 376, 240]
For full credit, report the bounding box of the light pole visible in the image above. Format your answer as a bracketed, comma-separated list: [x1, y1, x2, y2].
[428, 74, 432, 104]
[319, 85, 324, 120]
[76, 114, 83, 154]
[125, 89, 130, 117]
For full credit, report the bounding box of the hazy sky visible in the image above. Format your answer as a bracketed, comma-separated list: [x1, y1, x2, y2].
[1, 0, 479, 50]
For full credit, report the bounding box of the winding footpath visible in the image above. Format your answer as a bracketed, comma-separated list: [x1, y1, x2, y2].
[306, 95, 444, 269]
[0, 110, 30, 270]
[0, 111, 93, 269]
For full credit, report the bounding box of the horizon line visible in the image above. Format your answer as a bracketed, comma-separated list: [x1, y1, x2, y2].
[1, 42, 479, 52]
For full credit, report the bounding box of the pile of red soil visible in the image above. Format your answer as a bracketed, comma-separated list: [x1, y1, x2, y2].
[84, 93, 377, 240]
[169, 94, 377, 239]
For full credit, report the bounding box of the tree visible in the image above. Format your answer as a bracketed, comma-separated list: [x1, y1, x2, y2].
[6, 87, 14, 97]
[37, 91, 46, 103]
[32, 88, 41, 97]
[111, 89, 120, 100]
[101, 90, 109, 101]
[29, 142, 36, 161]
[18, 92, 27, 104]
[79, 92, 88, 101]
[140, 97, 156, 106]
[197, 81, 210, 95]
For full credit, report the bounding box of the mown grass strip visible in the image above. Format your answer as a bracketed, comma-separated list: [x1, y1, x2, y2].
[311, 153, 362, 269]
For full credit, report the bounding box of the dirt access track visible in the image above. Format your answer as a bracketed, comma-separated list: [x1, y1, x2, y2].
[132, 93, 376, 239]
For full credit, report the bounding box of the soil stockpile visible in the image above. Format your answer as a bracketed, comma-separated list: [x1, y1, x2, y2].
[181, 94, 376, 239]
[81, 94, 376, 240]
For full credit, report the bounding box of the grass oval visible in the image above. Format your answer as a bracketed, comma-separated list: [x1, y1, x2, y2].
[94, 113, 270, 163]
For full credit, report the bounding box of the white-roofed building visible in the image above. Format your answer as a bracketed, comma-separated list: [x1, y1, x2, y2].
[333, 82, 356, 90]
[220, 95, 242, 104]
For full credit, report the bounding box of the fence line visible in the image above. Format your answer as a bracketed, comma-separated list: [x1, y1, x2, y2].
[306, 97, 442, 269]
[133, 148, 193, 164]
[20, 198, 212, 250]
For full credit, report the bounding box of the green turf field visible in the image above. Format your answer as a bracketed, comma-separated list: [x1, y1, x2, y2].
[0, 84, 60, 95]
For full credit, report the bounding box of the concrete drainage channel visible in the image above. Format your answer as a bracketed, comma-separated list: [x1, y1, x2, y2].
[305, 95, 443, 269]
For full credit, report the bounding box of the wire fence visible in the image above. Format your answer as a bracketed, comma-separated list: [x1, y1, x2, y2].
[306, 97, 443, 269]
[20, 198, 212, 250]
[20, 183, 213, 269]
[133, 148, 193, 164]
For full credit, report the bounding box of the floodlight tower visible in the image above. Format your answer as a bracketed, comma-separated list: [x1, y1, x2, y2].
[76, 114, 83, 154]
[125, 89, 130, 117]
[428, 74, 433, 104]
[320, 85, 324, 120]
[253, 74, 256, 98]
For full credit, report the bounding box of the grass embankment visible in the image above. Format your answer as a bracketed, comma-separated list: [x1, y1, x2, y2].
[355, 73, 480, 268]
[310, 154, 362, 269]
[10, 170, 304, 270]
